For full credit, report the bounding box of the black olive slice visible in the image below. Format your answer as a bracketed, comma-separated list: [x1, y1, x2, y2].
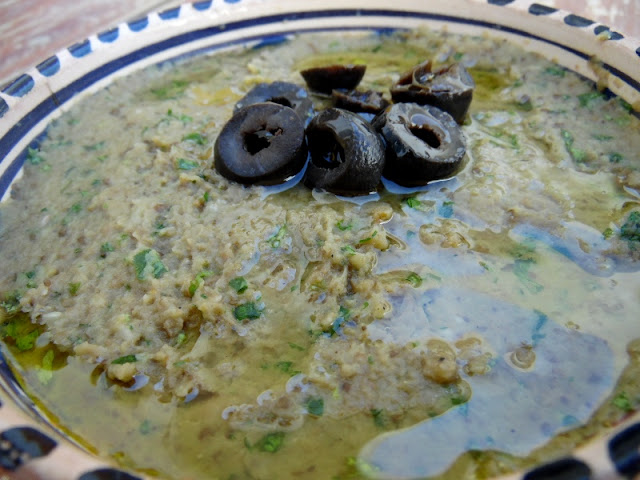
[332, 89, 390, 114]
[304, 108, 385, 196]
[373, 103, 466, 187]
[300, 65, 366, 94]
[214, 103, 307, 186]
[390, 61, 475, 124]
[234, 81, 315, 125]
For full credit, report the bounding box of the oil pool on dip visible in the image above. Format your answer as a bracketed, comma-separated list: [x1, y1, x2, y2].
[0, 28, 639, 480]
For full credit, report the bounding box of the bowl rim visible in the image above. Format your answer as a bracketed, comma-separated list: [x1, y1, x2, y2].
[0, 1, 639, 479]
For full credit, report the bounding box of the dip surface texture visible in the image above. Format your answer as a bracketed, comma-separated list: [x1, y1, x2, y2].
[1, 30, 639, 479]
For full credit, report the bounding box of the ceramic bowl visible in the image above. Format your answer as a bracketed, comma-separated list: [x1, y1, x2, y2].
[1, 1, 639, 479]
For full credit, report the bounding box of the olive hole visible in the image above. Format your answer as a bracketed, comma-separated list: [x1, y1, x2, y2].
[308, 130, 344, 169]
[410, 126, 441, 149]
[268, 96, 294, 108]
[244, 128, 283, 155]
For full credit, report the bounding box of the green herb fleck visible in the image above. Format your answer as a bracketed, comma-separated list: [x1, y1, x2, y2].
[275, 361, 300, 376]
[100, 242, 115, 257]
[84, 141, 105, 151]
[267, 224, 287, 248]
[561, 130, 587, 163]
[229, 277, 248, 294]
[305, 397, 324, 416]
[133, 249, 168, 280]
[371, 408, 387, 428]
[288, 342, 305, 351]
[27, 147, 44, 165]
[592, 134, 613, 141]
[612, 392, 633, 412]
[336, 219, 352, 231]
[68, 282, 81, 296]
[359, 230, 378, 244]
[175, 332, 187, 347]
[608, 152, 624, 163]
[544, 66, 566, 77]
[36, 350, 55, 385]
[254, 432, 285, 453]
[0, 291, 22, 316]
[405, 272, 423, 288]
[188, 270, 214, 297]
[112, 354, 137, 365]
[620, 211, 640, 243]
[602, 227, 614, 239]
[233, 302, 262, 321]
[341, 245, 356, 256]
[182, 132, 207, 145]
[177, 158, 199, 170]
[406, 197, 422, 209]
[578, 91, 605, 108]
[151, 79, 190, 100]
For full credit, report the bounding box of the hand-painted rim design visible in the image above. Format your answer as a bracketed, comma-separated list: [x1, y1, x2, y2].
[0, 1, 639, 479]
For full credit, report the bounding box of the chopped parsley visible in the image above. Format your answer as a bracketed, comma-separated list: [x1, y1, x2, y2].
[561, 129, 587, 163]
[305, 397, 324, 416]
[233, 302, 262, 321]
[341, 245, 356, 256]
[405, 272, 423, 288]
[151, 79, 190, 100]
[68, 282, 81, 296]
[37, 350, 55, 385]
[188, 270, 214, 297]
[609, 152, 624, 163]
[182, 132, 207, 145]
[336, 219, 352, 231]
[612, 392, 633, 412]
[0, 291, 22, 316]
[176, 158, 199, 170]
[27, 147, 44, 165]
[100, 242, 115, 257]
[544, 66, 566, 77]
[578, 91, 605, 108]
[288, 342, 305, 351]
[267, 224, 287, 248]
[112, 354, 137, 365]
[359, 231, 378, 244]
[406, 197, 422, 209]
[602, 227, 614, 240]
[275, 361, 300, 376]
[1, 316, 40, 351]
[251, 432, 285, 453]
[229, 277, 248, 294]
[620, 211, 640, 243]
[133, 249, 168, 280]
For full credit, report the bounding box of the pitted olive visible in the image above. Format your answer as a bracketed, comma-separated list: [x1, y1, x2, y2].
[300, 65, 366, 94]
[214, 103, 307, 186]
[234, 81, 315, 125]
[304, 108, 385, 196]
[373, 103, 466, 187]
[390, 61, 475, 124]
[332, 89, 390, 114]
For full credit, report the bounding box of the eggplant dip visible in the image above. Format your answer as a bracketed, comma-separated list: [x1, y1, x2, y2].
[1, 29, 639, 480]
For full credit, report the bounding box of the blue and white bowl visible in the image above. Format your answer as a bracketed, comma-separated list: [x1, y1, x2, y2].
[0, 1, 639, 479]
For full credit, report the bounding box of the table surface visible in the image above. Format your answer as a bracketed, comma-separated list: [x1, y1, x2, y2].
[0, 0, 638, 87]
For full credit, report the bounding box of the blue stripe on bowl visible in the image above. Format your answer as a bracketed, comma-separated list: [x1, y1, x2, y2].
[528, 3, 557, 15]
[0, 427, 57, 471]
[159, 6, 181, 20]
[0, 97, 7, 118]
[128, 16, 149, 32]
[193, 0, 212, 10]
[98, 27, 119, 43]
[77, 468, 142, 480]
[564, 14, 594, 27]
[224, 0, 242, 3]
[68, 39, 92, 58]
[487, 0, 514, 5]
[2, 74, 34, 97]
[36, 56, 61, 77]
[594, 25, 624, 40]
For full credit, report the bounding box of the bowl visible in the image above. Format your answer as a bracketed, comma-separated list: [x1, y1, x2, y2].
[1, 1, 639, 479]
